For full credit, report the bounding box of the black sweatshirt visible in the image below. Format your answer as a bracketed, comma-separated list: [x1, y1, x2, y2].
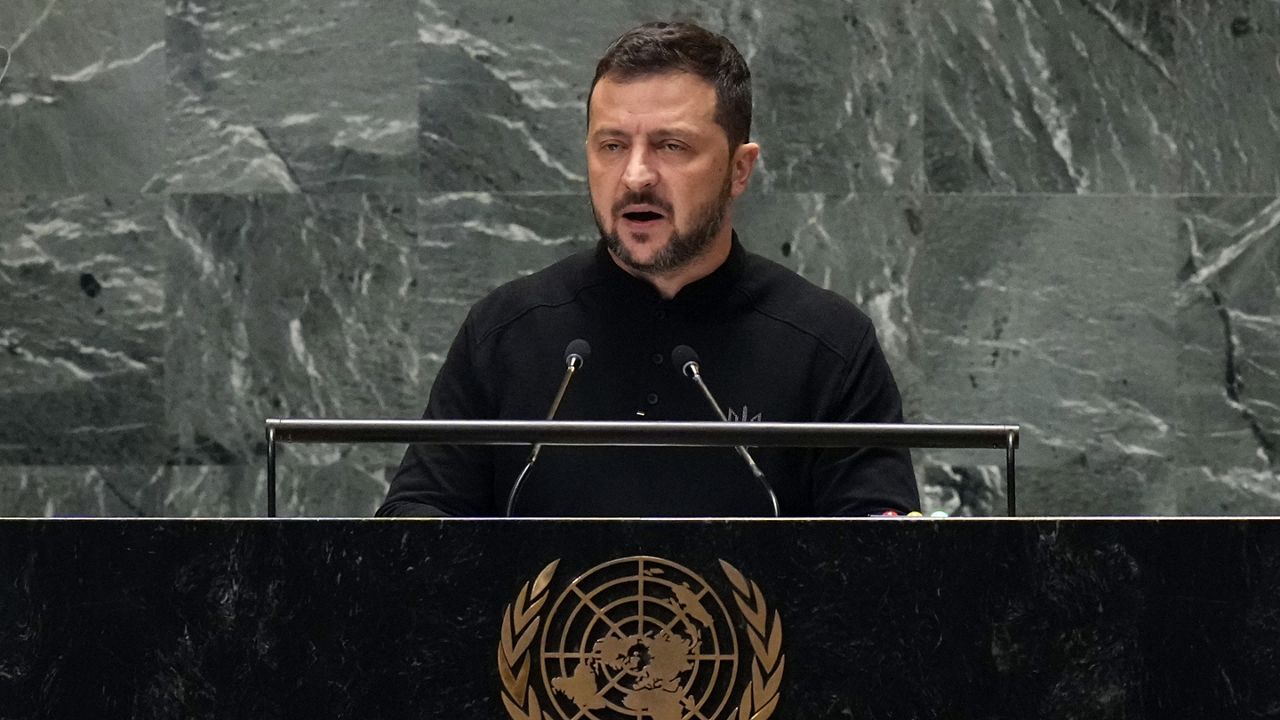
[377, 236, 919, 517]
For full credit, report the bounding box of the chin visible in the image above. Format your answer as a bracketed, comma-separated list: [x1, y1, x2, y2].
[622, 235, 671, 258]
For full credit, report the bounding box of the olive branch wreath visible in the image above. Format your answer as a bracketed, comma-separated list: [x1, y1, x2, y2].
[499, 559, 559, 720]
[719, 560, 785, 720]
[498, 558, 784, 720]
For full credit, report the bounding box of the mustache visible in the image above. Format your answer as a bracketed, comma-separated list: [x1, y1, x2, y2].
[611, 191, 673, 217]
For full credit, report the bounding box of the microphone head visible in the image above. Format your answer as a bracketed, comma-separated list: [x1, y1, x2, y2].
[564, 338, 591, 368]
[671, 345, 700, 378]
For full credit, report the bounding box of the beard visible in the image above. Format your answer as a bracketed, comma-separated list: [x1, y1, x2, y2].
[593, 170, 733, 276]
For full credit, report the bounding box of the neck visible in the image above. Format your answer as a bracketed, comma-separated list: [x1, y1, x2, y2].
[609, 228, 734, 299]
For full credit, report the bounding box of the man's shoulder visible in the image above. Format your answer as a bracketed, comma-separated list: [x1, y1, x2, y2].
[464, 244, 601, 341]
[738, 249, 878, 358]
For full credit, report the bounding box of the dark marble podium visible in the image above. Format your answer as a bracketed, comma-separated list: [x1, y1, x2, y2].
[2, 518, 1279, 719]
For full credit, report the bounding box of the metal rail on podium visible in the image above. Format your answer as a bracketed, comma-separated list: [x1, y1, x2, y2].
[264, 419, 1020, 518]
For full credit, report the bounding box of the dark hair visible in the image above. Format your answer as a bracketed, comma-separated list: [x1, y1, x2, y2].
[589, 22, 752, 147]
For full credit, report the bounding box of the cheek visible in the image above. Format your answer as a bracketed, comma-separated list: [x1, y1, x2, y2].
[587, 182, 608, 207]
[587, 165, 615, 196]
[588, 186, 613, 222]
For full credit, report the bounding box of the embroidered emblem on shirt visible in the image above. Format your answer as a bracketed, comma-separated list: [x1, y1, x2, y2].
[725, 406, 762, 423]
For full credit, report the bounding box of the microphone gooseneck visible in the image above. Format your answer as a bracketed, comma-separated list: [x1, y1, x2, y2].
[505, 339, 591, 516]
[670, 345, 780, 517]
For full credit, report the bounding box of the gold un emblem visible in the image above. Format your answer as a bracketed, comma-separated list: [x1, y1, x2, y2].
[498, 556, 785, 720]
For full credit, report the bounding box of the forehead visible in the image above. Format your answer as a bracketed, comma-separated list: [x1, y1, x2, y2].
[588, 71, 718, 133]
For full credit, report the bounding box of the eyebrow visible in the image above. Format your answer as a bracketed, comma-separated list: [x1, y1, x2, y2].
[588, 126, 705, 142]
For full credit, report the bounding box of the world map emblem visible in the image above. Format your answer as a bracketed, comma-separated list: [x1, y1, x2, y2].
[498, 556, 784, 720]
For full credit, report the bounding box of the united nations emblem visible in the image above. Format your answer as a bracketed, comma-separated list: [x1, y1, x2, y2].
[498, 556, 784, 720]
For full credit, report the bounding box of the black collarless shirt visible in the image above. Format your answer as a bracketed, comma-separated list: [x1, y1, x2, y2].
[378, 236, 919, 517]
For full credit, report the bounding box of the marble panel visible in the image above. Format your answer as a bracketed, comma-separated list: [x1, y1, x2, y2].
[735, 193, 920, 379]
[744, 1, 923, 194]
[912, 195, 1189, 515]
[0, 193, 165, 465]
[924, 0, 1182, 193]
[1176, 1, 1280, 193]
[162, 193, 421, 469]
[924, 0, 1280, 194]
[0, 457, 392, 518]
[419, 0, 922, 193]
[738, 193, 1002, 514]
[0, 0, 164, 192]
[417, 191, 597, 302]
[268, 449, 390, 518]
[0, 465, 246, 517]
[160, 0, 418, 193]
[160, 192, 601, 517]
[417, 2, 597, 192]
[1174, 195, 1280, 512]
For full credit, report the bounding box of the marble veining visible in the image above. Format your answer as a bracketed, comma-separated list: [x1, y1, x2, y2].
[2, 1, 1279, 518]
[0, 193, 165, 465]
[925, 0, 1181, 193]
[418, 0, 922, 194]
[1176, 195, 1280, 506]
[160, 193, 422, 517]
[0, 0, 164, 192]
[924, 0, 1279, 194]
[159, 0, 418, 193]
[914, 195, 1184, 514]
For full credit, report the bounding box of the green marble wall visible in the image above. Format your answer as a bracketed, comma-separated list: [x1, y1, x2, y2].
[1, 1, 1277, 517]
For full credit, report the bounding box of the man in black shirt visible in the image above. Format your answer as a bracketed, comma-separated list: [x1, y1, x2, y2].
[377, 21, 919, 517]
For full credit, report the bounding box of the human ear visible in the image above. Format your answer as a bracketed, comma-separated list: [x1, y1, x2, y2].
[729, 143, 760, 197]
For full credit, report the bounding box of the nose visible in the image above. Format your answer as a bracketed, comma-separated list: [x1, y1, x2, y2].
[621, 146, 657, 191]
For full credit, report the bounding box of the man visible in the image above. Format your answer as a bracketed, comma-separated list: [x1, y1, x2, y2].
[377, 21, 919, 517]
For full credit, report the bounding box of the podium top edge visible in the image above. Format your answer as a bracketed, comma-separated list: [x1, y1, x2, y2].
[263, 419, 1021, 449]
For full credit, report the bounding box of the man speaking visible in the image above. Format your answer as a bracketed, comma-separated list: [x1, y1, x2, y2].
[377, 21, 919, 517]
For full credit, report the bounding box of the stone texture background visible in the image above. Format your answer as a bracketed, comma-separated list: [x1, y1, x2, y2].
[1, 0, 1277, 517]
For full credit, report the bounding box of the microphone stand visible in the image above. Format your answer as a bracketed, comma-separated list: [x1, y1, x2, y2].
[676, 350, 780, 517]
[505, 346, 586, 516]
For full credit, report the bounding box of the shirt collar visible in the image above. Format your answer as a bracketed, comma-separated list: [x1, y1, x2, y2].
[592, 232, 746, 309]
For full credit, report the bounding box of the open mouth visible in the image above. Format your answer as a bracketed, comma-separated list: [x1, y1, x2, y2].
[622, 211, 665, 222]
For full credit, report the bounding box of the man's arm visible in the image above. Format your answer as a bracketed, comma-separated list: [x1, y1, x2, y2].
[809, 324, 920, 516]
[376, 318, 496, 517]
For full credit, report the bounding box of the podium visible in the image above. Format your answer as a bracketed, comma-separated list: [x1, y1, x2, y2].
[3, 517, 1280, 717]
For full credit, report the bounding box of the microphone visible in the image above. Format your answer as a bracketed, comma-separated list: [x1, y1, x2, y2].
[670, 345, 780, 517]
[505, 339, 591, 516]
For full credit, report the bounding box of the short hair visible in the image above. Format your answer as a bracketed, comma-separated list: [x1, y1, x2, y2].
[589, 22, 752, 148]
